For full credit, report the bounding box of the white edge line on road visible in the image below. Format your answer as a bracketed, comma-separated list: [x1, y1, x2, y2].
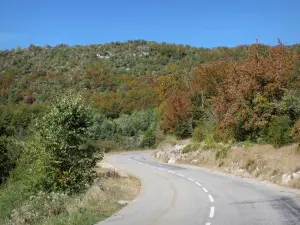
[209, 206, 215, 218]
[187, 177, 194, 182]
[195, 181, 202, 187]
[177, 173, 184, 177]
[208, 195, 214, 203]
[203, 187, 208, 192]
[205, 223, 211, 225]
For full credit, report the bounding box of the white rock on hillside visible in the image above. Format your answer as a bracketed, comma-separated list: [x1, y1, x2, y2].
[292, 172, 300, 180]
[282, 173, 293, 185]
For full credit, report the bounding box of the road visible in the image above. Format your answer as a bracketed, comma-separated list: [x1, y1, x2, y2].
[97, 151, 300, 225]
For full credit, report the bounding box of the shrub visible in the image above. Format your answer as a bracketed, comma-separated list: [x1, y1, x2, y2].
[192, 125, 206, 142]
[0, 137, 14, 184]
[245, 158, 256, 172]
[266, 115, 292, 148]
[12, 92, 102, 194]
[174, 119, 193, 139]
[182, 144, 200, 154]
[140, 124, 156, 148]
[291, 120, 300, 143]
[215, 146, 229, 160]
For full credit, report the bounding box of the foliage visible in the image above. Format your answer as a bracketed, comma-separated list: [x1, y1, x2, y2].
[0, 137, 15, 184]
[215, 146, 229, 160]
[12, 92, 101, 194]
[182, 144, 199, 153]
[291, 120, 300, 143]
[140, 123, 157, 148]
[265, 116, 293, 148]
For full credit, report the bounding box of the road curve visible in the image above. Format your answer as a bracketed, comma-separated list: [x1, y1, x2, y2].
[96, 151, 300, 225]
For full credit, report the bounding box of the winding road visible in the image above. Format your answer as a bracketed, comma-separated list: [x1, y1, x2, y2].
[97, 151, 300, 225]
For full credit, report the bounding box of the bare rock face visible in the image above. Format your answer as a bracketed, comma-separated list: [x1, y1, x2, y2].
[292, 172, 300, 180]
[191, 159, 199, 164]
[167, 157, 176, 164]
[154, 144, 188, 164]
[282, 173, 293, 185]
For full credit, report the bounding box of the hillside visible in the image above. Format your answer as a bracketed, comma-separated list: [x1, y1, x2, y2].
[2, 40, 299, 79]
[1, 40, 300, 224]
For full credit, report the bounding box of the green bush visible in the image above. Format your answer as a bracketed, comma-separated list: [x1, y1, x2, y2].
[174, 119, 193, 139]
[192, 125, 206, 142]
[0, 137, 14, 184]
[266, 115, 292, 148]
[215, 146, 229, 160]
[140, 125, 156, 148]
[12, 92, 102, 194]
[182, 144, 200, 153]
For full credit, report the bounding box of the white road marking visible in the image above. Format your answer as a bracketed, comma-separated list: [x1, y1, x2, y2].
[209, 206, 215, 218]
[127, 157, 216, 222]
[195, 182, 202, 187]
[208, 195, 214, 203]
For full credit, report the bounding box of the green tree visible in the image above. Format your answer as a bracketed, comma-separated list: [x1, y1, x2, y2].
[14, 92, 101, 193]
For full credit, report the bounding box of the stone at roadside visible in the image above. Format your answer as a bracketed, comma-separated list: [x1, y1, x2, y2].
[292, 172, 300, 180]
[282, 173, 293, 185]
[191, 159, 199, 164]
[168, 156, 176, 164]
[118, 200, 130, 205]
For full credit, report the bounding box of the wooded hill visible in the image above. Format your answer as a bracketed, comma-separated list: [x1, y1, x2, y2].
[1, 40, 300, 185]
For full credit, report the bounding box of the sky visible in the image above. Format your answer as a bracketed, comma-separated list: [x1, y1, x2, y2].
[0, 0, 299, 50]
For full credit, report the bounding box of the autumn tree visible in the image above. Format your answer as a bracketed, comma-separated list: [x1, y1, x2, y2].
[212, 42, 299, 141]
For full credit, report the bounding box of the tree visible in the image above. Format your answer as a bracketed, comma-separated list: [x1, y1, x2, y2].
[14, 92, 101, 193]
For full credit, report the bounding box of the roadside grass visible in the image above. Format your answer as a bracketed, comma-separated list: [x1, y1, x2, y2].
[155, 138, 300, 189]
[1, 169, 140, 225]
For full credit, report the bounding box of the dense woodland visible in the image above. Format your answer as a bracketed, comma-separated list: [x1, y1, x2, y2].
[0, 40, 300, 224]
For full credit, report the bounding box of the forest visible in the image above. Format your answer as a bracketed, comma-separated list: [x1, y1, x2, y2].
[0, 40, 300, 224]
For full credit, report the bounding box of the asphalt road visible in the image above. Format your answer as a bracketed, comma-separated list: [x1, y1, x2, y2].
[97, 151, 300, 225]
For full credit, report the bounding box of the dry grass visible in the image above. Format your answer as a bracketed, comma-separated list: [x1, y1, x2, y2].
[5, 169, 140, 225]
[225, 144, 300, 186]
[156, 138, 300, 189]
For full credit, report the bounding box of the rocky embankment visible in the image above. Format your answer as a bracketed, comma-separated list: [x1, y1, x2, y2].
[153, 142, 300, 189]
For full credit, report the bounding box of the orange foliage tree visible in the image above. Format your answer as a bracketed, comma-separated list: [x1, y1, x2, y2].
[212, 42, 299, 140]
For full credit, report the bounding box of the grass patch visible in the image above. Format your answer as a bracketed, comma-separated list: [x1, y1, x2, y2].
[1, 173, 140, 225]
[182, 144, 200, 154]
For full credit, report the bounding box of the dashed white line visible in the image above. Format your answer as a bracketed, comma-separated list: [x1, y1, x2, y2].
[208, 195, 214, 203]
[209, 206, 215, 218]
[195, 182, 202, 187]
[127, 157, 215, 223]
